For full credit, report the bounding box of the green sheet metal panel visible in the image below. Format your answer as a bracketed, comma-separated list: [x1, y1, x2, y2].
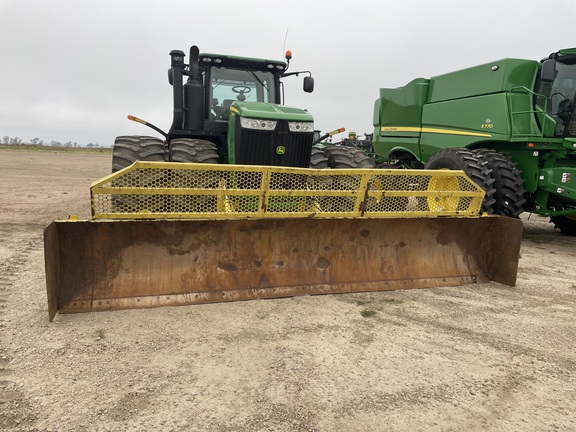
[377, 78, 430, 134]
[428, 59, 539, 103]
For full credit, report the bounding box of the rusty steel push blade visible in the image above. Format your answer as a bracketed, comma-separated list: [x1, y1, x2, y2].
[44, 216, 522, 321]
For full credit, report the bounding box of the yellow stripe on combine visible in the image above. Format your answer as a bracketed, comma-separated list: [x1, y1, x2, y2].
[381, 126, 492, 138]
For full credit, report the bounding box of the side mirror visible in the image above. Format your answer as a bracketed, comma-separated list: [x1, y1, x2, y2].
[541, 59, 557, 82]
[303, 76, 314, 93]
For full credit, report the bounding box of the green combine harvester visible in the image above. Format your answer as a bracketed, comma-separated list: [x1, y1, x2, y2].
[372, 48, 576, 235]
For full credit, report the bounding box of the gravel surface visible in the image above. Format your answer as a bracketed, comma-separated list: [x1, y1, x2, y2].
[1, 150, 575, 431]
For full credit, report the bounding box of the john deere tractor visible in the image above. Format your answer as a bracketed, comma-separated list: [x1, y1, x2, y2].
[372, 48, 576, 235]
[112, 45, 372, 173]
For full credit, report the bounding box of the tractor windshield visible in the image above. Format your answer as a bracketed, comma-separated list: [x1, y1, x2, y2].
[209, 66, 277, 120]
[536, 62, 576, 136]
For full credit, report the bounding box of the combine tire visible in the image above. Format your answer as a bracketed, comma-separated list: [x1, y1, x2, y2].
[325, 146, 376, 168]
[310, 146, 329, 169]
[475, 149, 526, 217]
[112, 135, 165, 172]
[169, 139, 220, 163]
[550, 215, 576, 236]
[425, 148, 496, 214]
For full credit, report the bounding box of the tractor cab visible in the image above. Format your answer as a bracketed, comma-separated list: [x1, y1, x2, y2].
[201, 55, 283, 121]
[166, 46, 315, 167]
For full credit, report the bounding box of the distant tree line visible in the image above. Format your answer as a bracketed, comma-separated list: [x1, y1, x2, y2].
[1, 136, 101, 148]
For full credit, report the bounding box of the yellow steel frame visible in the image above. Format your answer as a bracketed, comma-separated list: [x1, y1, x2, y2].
[91, 161, 485, 220]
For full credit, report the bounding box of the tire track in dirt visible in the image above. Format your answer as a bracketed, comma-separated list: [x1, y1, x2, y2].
[0, 224, 44, 309]
[238, 344, 320, 431]
[0, 223, 43, 431]
[363, 295, 576, 372]
[0, 353, 37, 431]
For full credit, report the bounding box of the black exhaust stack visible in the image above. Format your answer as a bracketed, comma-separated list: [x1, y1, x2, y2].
[169, 50, 186, 130]
[183, 45, 205, 131]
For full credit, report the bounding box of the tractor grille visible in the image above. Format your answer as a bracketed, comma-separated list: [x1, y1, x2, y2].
[235, 121, 313, 167]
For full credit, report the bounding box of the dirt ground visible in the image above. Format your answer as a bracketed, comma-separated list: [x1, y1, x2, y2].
[0, 149, 575, 432]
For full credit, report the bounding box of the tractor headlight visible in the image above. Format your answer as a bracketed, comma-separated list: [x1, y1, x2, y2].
[288, 121, 314, 133]
[239, 117, 277, 131]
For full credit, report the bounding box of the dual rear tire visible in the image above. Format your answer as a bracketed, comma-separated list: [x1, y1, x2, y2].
[169, 139, 219, 164]
[112, 136, 221, 173]
[112, 136, 165, 172]
[425, 147, 526, 217]
[310, 146, 375, 169]
[474, 149, 526, 218]
[425, 148, 497, 214]
[426, 148, 576, 235]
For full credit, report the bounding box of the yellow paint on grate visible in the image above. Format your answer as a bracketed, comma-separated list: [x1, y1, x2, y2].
[91, 161, 484, 220]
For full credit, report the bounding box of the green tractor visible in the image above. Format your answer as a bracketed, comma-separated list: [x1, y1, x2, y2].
[112, 45, 370, 174]
[372, 48, 576, 234]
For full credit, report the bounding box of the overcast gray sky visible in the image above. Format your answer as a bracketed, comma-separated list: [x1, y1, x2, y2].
[1, 0, 576, 146]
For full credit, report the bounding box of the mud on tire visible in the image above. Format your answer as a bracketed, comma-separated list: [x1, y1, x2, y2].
[425, 148, 496, 214]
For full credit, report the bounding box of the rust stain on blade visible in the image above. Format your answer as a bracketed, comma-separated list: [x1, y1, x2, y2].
[44, 216, 522, 321]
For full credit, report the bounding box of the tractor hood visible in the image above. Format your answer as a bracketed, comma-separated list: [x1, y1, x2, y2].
[231, 101, 314, 122]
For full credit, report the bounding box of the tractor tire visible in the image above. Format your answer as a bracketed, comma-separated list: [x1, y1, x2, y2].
[168, 139, 221, 199]
[110, 136, 165, 214]
[325, 146, 376, 168]
[169, 138, 220, 163]
[309, 146, 329, 169]
[112, 135, 165, 172]
[424, 148, 496, 214]
[475, 149, 526, 217]
[550, 215, 576, 236]
[320, 146, 374, 212]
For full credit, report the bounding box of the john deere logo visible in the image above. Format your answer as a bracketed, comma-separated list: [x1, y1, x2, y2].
[276, 146, 285, 155]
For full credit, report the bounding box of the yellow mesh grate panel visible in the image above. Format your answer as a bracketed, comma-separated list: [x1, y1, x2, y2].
[91, 162, 484, 220]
